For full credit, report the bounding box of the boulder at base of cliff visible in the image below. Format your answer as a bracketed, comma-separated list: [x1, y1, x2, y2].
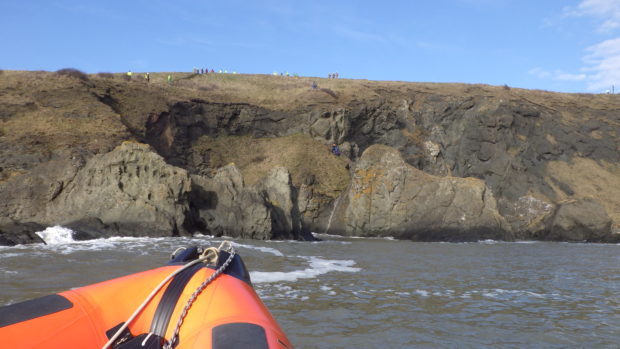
[0, 221, 45, 246]
[547, 198, 613, 242]
[48, 142, 192, 237]
[345, 144, 512, 241]
[190, 165, 272, 239]
[255, 167, 303, 239]
[190, 165, 308, 240]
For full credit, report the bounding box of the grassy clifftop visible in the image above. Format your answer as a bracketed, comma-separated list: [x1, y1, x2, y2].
[4, 68, 620, 113]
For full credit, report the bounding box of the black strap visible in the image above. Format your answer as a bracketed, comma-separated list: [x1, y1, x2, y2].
[149, 263, 203, 337]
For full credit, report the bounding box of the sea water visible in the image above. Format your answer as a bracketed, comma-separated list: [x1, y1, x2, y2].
[1, 227, 618, 348]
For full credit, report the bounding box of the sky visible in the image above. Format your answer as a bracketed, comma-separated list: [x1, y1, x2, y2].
[2, 0, 620, 93]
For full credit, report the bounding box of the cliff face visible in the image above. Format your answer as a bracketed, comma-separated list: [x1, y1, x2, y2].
[343, 145, 511, 241]
[0, 71, 618, 244]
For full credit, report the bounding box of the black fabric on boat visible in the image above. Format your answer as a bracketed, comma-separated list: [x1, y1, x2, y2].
[167, 246, 252, 285]
[0, 294, 73, 328]
[105, 322, 134, 347]
[212, 322, 268, 349]
[207, 250, 252, 286]
[167, 246, 201, 264]
[149, 263, 204, 337]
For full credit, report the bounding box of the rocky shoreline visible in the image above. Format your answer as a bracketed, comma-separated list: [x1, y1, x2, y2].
[1, 71, 618, 245]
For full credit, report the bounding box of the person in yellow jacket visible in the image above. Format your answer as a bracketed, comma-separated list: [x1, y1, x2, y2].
[127, 71, 132, 80]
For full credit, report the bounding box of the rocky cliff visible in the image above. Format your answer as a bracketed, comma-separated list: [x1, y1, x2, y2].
[0, 71, 618, 244]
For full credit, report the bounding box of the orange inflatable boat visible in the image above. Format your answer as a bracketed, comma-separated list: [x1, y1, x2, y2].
[0, 243, 292, 349]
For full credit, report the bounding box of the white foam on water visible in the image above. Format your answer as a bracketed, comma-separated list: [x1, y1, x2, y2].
[312, 232, 345, 239]
[479, 239, 498, 244]
[191, 233, 214, 238]
[28, 229, 182, 255]
[348, 235, 396, 240]
[455, 288, 565, 301]
[313, 240, 352, 245]
[255, 283, 306, 300]
[320, 285, 337, 295]
[414, 289, 430, 297]
[35, 226, 76, 245]
[0, 252, 24, 258]
[250, 257, 360, 283]
[479, 288, 551, 300]
[230, 242, 284, 256]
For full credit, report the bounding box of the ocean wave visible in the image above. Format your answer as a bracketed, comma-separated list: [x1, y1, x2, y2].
[348, 235, 395, 240]
[255, 283, 310, 301]
[312, 232, 345, 239]
[250, 257, 361, 283]
[402, 287, 563, 301]
[35, 226, 76, 245]
[230, 242, 284, 256]
[320, 285, 337, 295]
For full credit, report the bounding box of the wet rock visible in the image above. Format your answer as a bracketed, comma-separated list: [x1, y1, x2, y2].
[190, 165, 272, 239]
[190, 165, 307, 240]
[256, 167, 304, 239]
[0, 221, 45, 246]
[344, 145, 512, 241]
[547, 198, 613, 242]
[499, 195, 555, 239]
[65, 217, 120, 240]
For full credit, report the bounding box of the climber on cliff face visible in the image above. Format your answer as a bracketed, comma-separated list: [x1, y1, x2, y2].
[331, 143, 341, 156]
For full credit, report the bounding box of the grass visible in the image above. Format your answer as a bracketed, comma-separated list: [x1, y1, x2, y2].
[192, 133, 350, 197]
[97, 72, 114, 79]
[56, 68, 89, 82]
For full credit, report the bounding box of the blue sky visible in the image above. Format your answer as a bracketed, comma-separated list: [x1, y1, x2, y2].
[2, 0, 620, 92]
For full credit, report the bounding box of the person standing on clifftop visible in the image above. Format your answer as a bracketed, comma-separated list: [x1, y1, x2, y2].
[145, 72, 150, 82]
[127, 71, 132, 80]
[167, 74, 172, 84]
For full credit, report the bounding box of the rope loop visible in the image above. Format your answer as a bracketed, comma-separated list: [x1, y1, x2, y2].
[200, 247, 219, 265]
[170, 247, 186, 260]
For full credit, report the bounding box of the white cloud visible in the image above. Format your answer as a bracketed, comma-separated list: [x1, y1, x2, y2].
[584, 38, 620, 89]
[528, 68, 586, 81]
[573, 0, 620, 33]
[554, 71, 587, 81]
[533, 1, 620, 91]
[528, 67, 552, 79]
[333, 25, 386, 43]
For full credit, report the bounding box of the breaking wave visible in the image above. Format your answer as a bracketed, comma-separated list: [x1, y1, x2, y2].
[250, 257, 361, 283]
[35, 226, 76, 244]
